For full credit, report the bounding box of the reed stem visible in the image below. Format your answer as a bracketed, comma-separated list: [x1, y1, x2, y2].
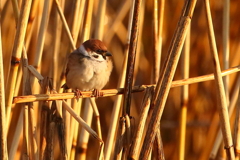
[140, 1, 197, 158]
[204, 0, 235, 158]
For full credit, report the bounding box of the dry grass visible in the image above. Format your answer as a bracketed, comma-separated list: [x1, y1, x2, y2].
[1, 0, 240, 159]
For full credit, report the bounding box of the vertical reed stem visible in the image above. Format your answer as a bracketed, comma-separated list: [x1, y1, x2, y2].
[81, 0, 94, 42]
[105, 1, 134, 159]
[204, 0, 235, 159]
[140, 1, 197, 158]
[153, 0, 160, 83]
[94, 0, 106, 39]
[179, 26, 190, 160]
[5, 0, 33, 128]
[210, 74, 240, 159]
[123, 0, 142, 116]
[223, 0, 230, 104]
[128, 87, 154, 159]
[234, 76, 240, 158]
[0, 6, 8, 159]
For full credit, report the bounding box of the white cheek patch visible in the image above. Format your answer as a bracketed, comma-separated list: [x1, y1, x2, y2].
[78, 45, 89, 57]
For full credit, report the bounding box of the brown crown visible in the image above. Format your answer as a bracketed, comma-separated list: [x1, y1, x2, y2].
[82, 39, 107, 52]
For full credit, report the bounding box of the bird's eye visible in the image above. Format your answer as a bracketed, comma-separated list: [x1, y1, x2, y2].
[93, 55, 99, 58]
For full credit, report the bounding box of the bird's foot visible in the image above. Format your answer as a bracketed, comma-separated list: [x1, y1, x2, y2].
[91, 89, 103, 98]
[74, 89, 83, 100]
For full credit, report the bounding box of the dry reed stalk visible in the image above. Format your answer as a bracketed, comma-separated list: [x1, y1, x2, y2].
[27, 65, 44, 81]
[153, 0, 160, 83]
[33, 0, 51, 64]
[22, 104, 29, 159]
[158, 0, 165, 48]
[1, 0, 10, 26]
[94, 0, 106, 39]
[11, 0, 20, 23]
[70, 0, 83, 44]
[152, 0, 164, 157]
[179, 26, 190, 160]
[53, 103, 67, 159]
[13, 65, 240, 104]
[9, 109, 23, 160]
[22, 48, 38, 160]
[32, 0, 52, 85]
[223, 0, 230, 104]
[63, 100, 71, 159]
[0, 10, 8, 159]
[22, 58, 30, 159]
[128, 87, 154, 159]
[13, 67, 23, 103]
[80, 0, 94, 43]
[199, 112, 219, 160]
[204, 0, 235, 158]
[123, 0, 142, 116]
[54, 0, 75, 50]
[56, 116, 68, 160]
[89, 98, 105, 159]
[9, 5, 38, 159]
[89, 98, 102, 139]
[39, 79, 52, 159]
[103, 0, 131, 45]
[134, 0, 145, 83]
[153, 129, 165, 160]
[209, 74, 240, 159]
[104, 38, 130, 160]
[69, 99, 82, 160]
[52, 0, 64, 90]
[31, 0, 52, 103]
[113, 115, 131, 159]
[25, 0, 39, 49]
[114, 117, 125, 160]
[28, 104, 38, 160]
[140, 0, 197, 159]
[234, 77, 240, 158]
[5, 0, 32, 128]
[75, 100, 93, 160]
[109, 1, 134, 160]
[48, 122, 55, 160]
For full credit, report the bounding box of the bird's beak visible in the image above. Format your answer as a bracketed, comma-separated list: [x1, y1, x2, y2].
[104, 52, 112, 57]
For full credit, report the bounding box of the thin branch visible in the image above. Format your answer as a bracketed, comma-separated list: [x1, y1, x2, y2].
[13, 65, 240, 104]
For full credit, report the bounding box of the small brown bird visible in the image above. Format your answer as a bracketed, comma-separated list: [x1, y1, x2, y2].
[62, 39, 113, 97]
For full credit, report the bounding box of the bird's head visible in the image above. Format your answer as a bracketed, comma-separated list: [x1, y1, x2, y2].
[77, 39, 112, 62]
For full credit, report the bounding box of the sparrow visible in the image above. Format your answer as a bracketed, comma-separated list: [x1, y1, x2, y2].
[62, 39, 113, 97]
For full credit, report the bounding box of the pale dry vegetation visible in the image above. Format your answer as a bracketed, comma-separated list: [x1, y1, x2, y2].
[0, 0, 240, 160]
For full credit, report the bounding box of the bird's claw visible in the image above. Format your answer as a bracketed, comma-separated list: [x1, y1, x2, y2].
[91, 89, 103, 98]
[74, 89, 83, 100]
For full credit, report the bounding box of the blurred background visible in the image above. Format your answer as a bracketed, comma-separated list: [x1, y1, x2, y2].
[1, 0, 240, 159]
